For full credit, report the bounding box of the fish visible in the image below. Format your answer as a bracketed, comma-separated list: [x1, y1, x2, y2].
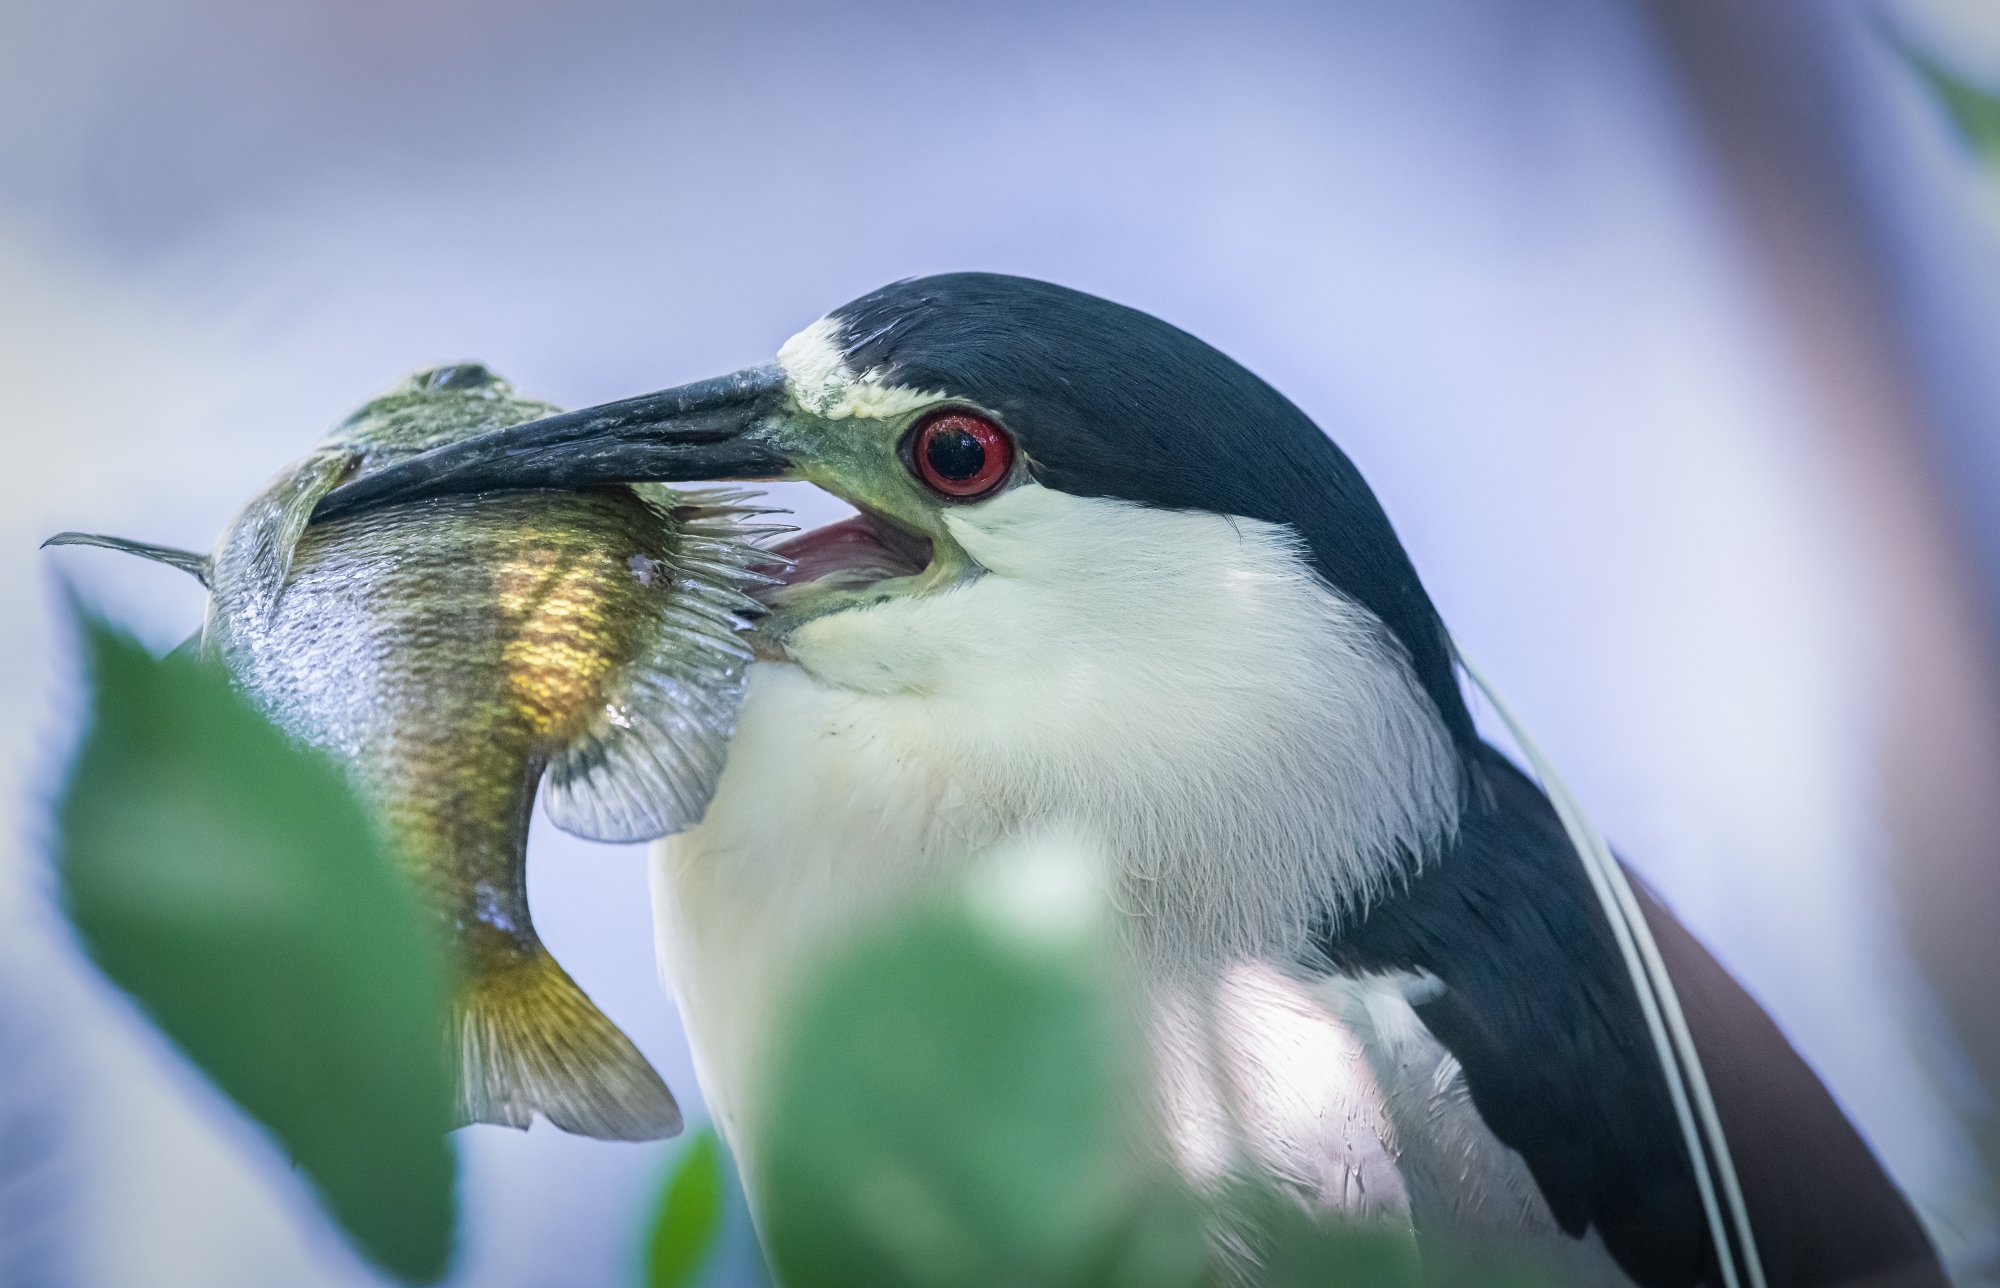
[46, 363, 776, 1140]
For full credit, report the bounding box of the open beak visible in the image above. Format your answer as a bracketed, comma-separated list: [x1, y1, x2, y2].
[311, 365, 795, 523]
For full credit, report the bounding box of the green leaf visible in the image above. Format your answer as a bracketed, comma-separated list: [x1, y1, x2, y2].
[748, 845, 1566, 1287]
[1896, 35, 2000, 166]
[1215, 1184, 1423, 1288]
[756, 884, 1209, 1288]
[1217, 1181, 1568, 1288]
[55, 610, 456, 1282]
[646, 1127, 727, 1288]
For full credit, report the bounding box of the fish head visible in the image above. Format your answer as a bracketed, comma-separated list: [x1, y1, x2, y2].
[327, 364, 564, 463]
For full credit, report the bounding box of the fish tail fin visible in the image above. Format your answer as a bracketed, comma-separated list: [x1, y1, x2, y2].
[456, 950, 682, 1141]
[42, 532, 211, 587]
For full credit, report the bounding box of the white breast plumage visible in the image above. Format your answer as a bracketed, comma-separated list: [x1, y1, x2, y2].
[650, 484, 1627, 1281]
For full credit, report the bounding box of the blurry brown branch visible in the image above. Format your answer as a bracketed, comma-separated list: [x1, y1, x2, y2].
[1642, 0, 2000, 1211]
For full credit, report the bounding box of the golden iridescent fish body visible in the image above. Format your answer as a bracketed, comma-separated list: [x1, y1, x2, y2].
[52, 365, 770, 1140]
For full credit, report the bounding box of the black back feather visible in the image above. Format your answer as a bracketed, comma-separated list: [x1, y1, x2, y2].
[1328, 745, 1945, 1287]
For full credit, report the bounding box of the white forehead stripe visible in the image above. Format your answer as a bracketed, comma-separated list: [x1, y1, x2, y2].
[774, 316, 848, 408]
[776, 315, 944, 421]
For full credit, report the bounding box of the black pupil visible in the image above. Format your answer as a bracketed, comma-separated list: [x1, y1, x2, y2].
[924, 425, 987, 481]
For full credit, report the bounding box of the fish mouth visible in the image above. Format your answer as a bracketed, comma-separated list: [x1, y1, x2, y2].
[758, 506, 933, 604]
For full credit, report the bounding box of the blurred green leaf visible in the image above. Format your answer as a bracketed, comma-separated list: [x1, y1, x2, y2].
[647, 1127, 726, 1288]
[1221, 1182, 1565, 1288]
[758, 903, 1208, 1288]
[749, 848, 1569, 1288]
[1217, 1184, 1423, 1288]
[1419, 1241, 1566, 1288]
[55, 611, 456, 1283]
[1896, 35, 2000, 166]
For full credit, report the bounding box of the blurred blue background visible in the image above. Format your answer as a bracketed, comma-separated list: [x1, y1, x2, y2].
[6, 0, 2000, 1284]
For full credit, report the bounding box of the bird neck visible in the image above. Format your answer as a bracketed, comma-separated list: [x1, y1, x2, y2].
[689, 485, 1467, 974]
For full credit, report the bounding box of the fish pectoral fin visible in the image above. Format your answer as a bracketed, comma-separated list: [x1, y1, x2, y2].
[540, 675, 744, 844]
[457, 949, 682, 1142]
[42, 533, 212, 587]
[541, 496, 769, 844]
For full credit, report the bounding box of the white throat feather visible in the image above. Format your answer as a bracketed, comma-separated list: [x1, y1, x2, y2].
[669, 485, 1464, 979]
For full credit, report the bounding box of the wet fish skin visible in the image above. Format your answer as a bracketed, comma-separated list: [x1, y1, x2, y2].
[49, 364, 769, 1141]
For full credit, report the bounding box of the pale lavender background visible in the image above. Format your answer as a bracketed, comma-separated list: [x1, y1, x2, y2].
[4, 1, 2000, 1284]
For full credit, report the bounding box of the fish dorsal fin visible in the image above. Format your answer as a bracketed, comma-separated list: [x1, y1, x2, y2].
[215, 449, 359, 615]
[540, 490, 783, 844]
[41, 533, 212, 587]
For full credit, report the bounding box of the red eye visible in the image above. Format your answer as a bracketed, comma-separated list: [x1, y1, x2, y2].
[908, 410, 1014, 499]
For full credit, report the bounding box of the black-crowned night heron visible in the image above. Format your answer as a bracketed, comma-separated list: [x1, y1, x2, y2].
[319, 273, 1943, 1288]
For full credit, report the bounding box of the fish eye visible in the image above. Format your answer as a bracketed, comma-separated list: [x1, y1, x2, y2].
[423, 364, 494, 391]
[905, 409, 1014, 500]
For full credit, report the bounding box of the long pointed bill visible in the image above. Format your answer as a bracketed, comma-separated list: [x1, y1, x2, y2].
[311, 364, 794, 523]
